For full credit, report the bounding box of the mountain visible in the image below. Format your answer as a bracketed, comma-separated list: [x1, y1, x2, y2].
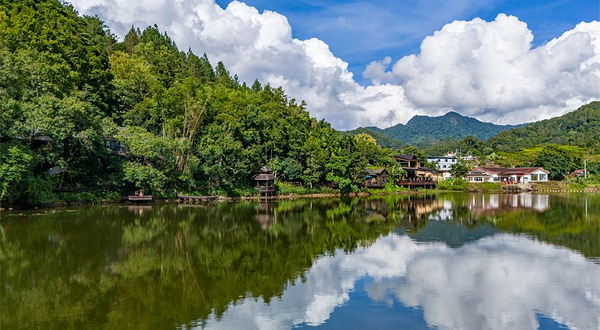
[342, 127, 405, 149]
[347, 111, 521, 149]
[487, 101, 600, 153]
[383, 111, 522, 148]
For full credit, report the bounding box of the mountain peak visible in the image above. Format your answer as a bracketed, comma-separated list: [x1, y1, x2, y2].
[381, 111, 521, 148]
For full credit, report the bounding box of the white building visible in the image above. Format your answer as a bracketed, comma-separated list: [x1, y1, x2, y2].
[427, 156, 457, 171]
[465, 167, 550, 183]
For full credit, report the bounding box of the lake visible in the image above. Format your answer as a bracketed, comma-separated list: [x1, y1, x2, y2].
[1, 193, 599, 330]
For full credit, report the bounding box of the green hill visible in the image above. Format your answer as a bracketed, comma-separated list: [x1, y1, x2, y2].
[487, 101, 600, 153]
[343, 127, 405, 149]
[347, 111, 521, 149]
[383, 111, 520, 148]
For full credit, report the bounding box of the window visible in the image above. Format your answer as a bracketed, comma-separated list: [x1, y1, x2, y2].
[531, 174, 538, 181]
[474, 177, 483, 182]
[539, 174, 547, 181]
[492, 177, 499, 182]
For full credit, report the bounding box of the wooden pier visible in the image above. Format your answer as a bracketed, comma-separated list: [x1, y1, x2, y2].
[127, 195, 153, 202]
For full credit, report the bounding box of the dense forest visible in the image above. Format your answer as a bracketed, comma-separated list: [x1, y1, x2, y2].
[487, 101, 600, 153]
[0, 0, 397, 207]
[346, 111, 521, 149]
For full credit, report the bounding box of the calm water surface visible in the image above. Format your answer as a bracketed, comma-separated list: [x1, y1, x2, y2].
[1, 193, 599, 330]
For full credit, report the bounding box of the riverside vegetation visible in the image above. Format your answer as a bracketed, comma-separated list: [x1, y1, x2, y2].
[1, 0, 599, 209]
[0, 0, 399, 208]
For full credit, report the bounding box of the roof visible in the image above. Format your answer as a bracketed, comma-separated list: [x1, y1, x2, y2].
[475, 166, 550, 175]
[366, 168, 388, 176]
[252, 173, 277, 181]
[466, 170, 492, 177]
[394, 155, 417, 161]
[252, 166, 277, 181]
[427, 156, 456, 160]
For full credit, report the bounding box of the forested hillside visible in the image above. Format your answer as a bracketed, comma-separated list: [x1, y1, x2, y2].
[0, 0, 395, 207]
[347, 111, 520, 149]
[343, 127, 405, 149]
[487, 102, 600, 153]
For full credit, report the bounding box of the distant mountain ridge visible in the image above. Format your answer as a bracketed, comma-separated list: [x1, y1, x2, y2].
[346, 111, 522, 149]
[487, 101, 600, 153]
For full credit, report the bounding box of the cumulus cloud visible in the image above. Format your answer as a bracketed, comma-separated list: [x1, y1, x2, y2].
[70, 1, 600, 128]
[70, 0, 416, 129]
[365, 14, 600, 124]
[197, 233, 600, 330]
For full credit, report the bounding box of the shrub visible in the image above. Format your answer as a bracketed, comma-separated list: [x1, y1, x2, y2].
[437, 179, 468, 191]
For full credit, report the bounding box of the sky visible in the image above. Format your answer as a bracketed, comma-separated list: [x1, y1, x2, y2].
[70, 0, 600, 130]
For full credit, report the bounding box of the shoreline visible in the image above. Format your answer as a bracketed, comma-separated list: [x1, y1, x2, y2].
[2, 187, 600, 212]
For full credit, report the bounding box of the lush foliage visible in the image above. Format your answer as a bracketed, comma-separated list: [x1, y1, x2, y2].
[449, 162, 470, 179]
[437, 178, 468, 191]
[488, 101, 600, 153]
[0, 0, 396, 207]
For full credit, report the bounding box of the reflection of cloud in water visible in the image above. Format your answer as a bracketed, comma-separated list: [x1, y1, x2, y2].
[199, 234, 600, 330]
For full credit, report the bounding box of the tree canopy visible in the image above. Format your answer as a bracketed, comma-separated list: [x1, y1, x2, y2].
[0, 0, 396, 207]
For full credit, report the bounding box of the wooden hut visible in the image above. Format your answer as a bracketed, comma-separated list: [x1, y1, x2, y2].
[364, 168, 389, 188]
[252, 166, 277, 196]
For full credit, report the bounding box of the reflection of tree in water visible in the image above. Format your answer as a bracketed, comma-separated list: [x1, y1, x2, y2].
[403, 193, 600, 258]
[1, 194, 598, 330]
[0, 200, 404, 330]
[486, 194, 600, 258]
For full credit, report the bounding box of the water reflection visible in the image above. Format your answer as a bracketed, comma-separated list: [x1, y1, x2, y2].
[466, 194, 550, 214]
[1, 193, 599, 330]
[201, 234, 599, 330]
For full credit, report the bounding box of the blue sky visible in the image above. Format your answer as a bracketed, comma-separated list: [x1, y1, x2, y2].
[216, 0, 600, 84]
[74, 0, 600, 128]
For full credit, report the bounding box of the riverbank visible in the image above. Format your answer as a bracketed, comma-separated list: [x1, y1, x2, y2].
[2, 181, 599, 211]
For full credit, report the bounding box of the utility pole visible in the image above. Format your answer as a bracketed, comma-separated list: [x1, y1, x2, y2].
[584, 150, 590, 179]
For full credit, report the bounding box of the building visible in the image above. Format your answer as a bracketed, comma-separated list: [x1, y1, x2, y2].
[394, 155, 439, 188]
[466, 166, 549, 183]
[364, 168, 389, 188]
[252, 166, 277, 196]
[427, 156, 457, 171]
[427, 156, 457, 179]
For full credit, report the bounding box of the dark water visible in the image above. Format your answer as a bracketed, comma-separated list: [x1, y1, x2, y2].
[1, 193, 599, 330]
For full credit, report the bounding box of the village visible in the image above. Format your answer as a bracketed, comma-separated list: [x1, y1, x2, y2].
[363, 153, 552, 190]
[246, 152, 558, 198]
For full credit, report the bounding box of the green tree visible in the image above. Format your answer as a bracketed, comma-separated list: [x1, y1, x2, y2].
[450, 161, 470, 179]
[534, 145, 578, 180]
[399, 146, 426, 163]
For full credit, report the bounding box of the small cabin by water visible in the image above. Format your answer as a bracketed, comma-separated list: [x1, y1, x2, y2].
[252, 166, 277, 196]
[364, 168, 389, 188]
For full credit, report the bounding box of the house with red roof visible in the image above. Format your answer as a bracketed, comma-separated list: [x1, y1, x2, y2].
[466, 166, 549, 183]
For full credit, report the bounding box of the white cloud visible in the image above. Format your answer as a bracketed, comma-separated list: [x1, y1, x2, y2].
[196, 233, 600, 330]
[365, 14, 600, 124]
[70, 0, 417, 129]
[71, 1, 600, 129]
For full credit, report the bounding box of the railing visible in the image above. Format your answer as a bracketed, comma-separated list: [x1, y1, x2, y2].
[398, 179, 436, 184]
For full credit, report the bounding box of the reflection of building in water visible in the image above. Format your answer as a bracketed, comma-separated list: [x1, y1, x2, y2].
[126, 205, 153, 216]
[428, 200, 454, 221]
[467, 194, 550, 215]
[402, 196, 446, 221]
[255, 203, 277, 230]
[364, 200, 390, 221]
